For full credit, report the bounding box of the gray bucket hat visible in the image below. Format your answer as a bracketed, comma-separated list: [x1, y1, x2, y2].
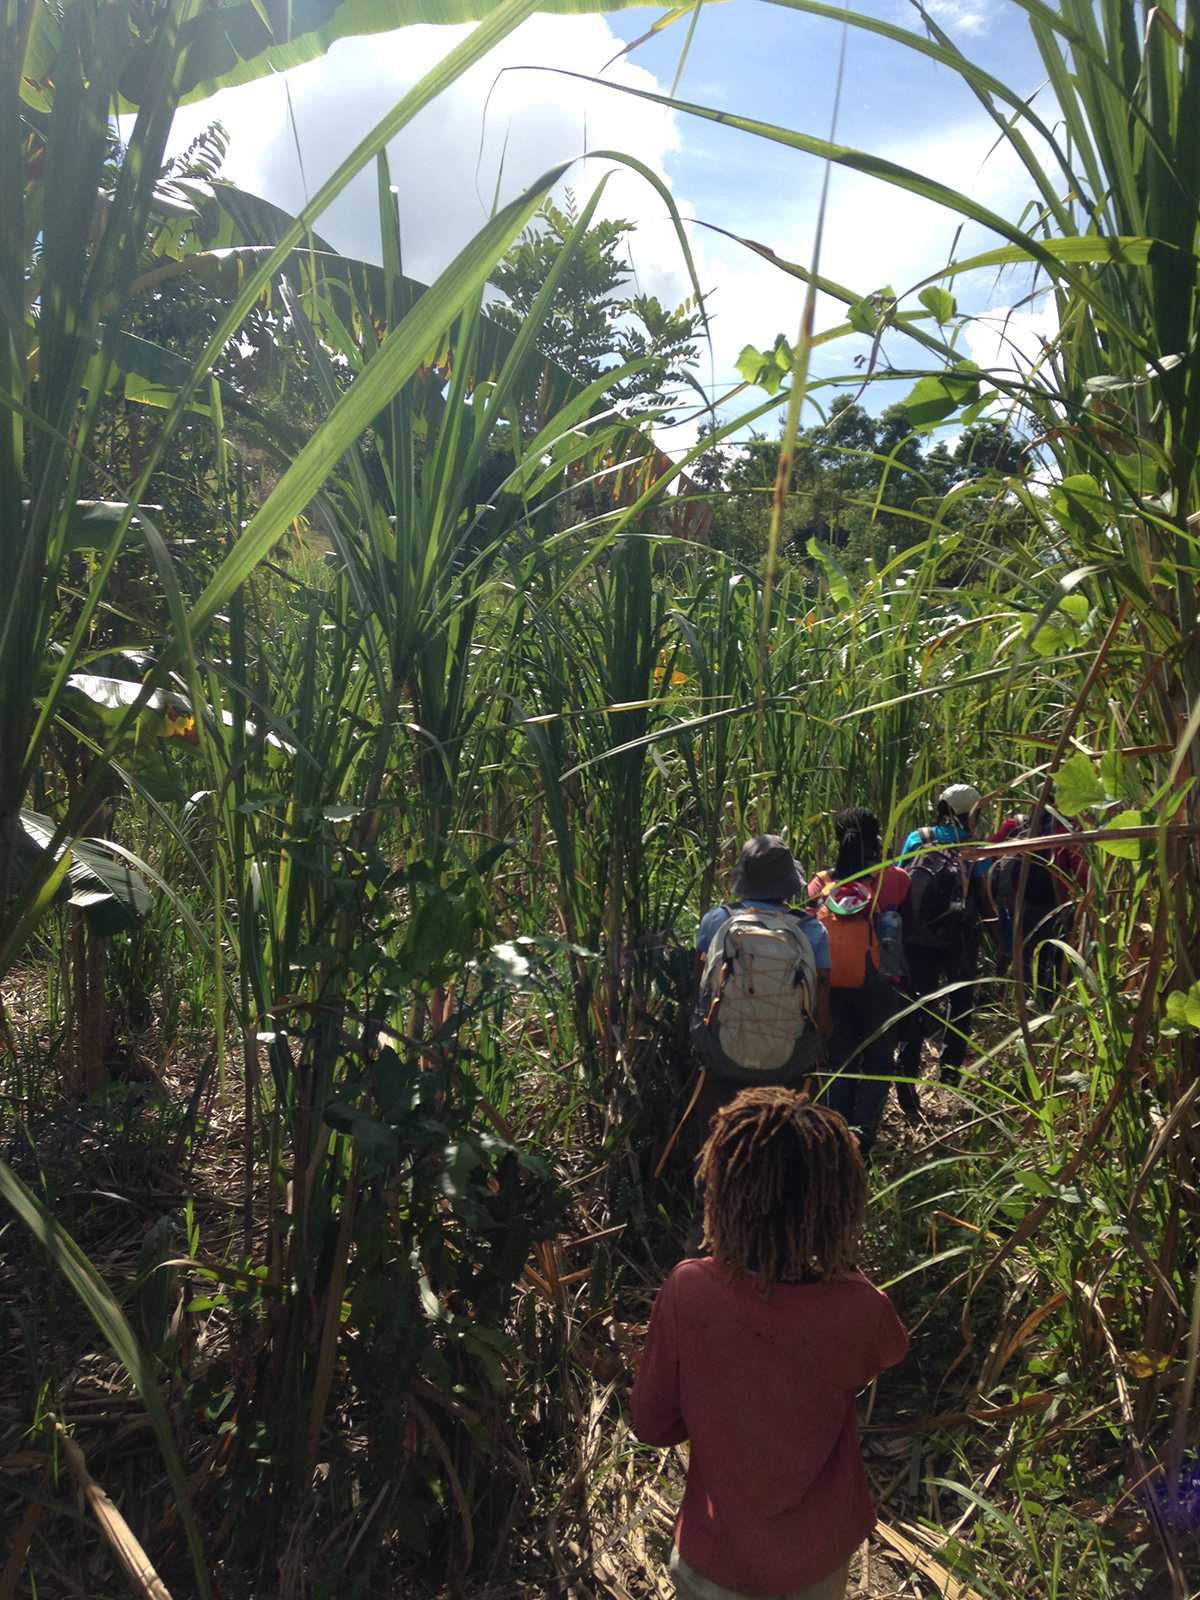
[731, 834, 804, 902]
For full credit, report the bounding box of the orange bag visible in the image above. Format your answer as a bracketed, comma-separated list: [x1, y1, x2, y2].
[812, 872, 880, 990]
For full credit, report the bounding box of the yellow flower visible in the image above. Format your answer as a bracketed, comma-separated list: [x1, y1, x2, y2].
[162, 705, 198, 744]
[653, 653, 689, 687]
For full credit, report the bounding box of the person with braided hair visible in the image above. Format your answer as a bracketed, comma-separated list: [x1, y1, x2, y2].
[808, 807, 912, 1156]
[631, 1090, 908, 1600]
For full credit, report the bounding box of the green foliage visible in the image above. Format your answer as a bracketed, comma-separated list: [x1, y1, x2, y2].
[899, 365, 981, 429]
[1053, 752, 1111, 817]
[704, 396, 1026, 571]
[491, 195, 703, 418]
[3, 0, 1200, 1595]
[1165, 984, 1200, 1031]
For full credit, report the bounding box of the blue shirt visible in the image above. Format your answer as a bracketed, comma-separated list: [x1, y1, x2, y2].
[696, 899, 832, 974]
[900, 823, 987, 880]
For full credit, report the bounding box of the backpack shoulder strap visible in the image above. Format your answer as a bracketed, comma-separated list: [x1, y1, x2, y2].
[917, 826, 935, 846]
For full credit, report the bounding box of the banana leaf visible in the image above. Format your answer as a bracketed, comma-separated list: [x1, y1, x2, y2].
[14, 810, 152, 936]
[153, 0, 661, 108]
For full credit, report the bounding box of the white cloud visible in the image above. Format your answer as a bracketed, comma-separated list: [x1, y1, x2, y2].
[652, 115, 1043, 432]
[921, 0, 993, 36]
[161, 33, 1046, 456]
[963, 300, 1059, 393]
[166, 17, 687, 292]
[823, 120, 1037, 298]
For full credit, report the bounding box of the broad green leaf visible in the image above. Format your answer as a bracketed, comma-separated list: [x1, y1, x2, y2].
[65, 673, 291, 756]
[155, 0, 656, 108]
[18, 810, 152, 934]
[0, 1162, 211, 1599]
[65, 673, 185, 722]
[18, 0, 60, 110]
[1054, 752, 1110, 816]
[440, 1140, 483, 1201]
[918, 286, 956, 323]
[736, 339, 789, 394]
[1165, 985, 1200, 1030]
[351, 1117, 401, 1167]
[1050, 474, 1108, 535]
[847, 286, 896, 335]
[1025, 616, 1069, 658]
[1097, 810, 1151, 860]
[901, 368, 981, 428]
[806, 539, 852, 607]
[372, 1047, 420, 1123]
[21, 500, 159, 556]
[1099, 750, 1137, 802]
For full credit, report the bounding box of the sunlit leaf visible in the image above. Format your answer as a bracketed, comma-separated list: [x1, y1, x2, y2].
[1097, 810, 1152, 860]
[918, 285, 956, 323]
[900, 366, 980, 428]
[1165, 984, 1200, 1031]
[1125, 1349, 1171, 1377]
[1050, 474, 1108, 537]
[17, 810, 152, 933]
[1053, 753, 1111, 817]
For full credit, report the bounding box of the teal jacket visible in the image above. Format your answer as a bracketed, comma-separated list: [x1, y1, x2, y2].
[901, 822, 987, 881]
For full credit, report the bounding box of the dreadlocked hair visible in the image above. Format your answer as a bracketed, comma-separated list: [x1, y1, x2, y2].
[832, 806, 882, 880]
[697, 1087, 866, 1287]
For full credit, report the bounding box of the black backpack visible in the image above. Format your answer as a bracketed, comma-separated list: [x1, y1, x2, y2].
[906, 827, 973, 948]
[990, 816, 1059, 916]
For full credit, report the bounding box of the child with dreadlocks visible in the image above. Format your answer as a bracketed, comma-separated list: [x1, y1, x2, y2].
[631, 1089, 908, 1600]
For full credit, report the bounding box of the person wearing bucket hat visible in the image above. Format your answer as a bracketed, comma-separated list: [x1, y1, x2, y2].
[729, 833, 806, 902]
[896, 782, 987, 1095]
[697, 837, 829, 993]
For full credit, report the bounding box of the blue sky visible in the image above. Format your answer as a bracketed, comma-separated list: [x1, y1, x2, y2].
[608, 0, 1046, 154]
[165, 0, 1059, 447]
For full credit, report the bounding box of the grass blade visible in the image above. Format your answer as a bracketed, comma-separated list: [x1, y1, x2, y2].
[0, 1162, 211, 1599]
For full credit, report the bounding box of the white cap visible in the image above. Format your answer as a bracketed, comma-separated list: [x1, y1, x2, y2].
[939, 782, 982, 818]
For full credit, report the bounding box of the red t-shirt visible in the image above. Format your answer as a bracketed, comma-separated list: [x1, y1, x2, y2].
[807, 864, 909, 910]
[630, 1257, 908, 1595]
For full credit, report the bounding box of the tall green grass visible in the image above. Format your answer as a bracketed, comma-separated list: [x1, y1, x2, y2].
[2, 0, 1199, 1594]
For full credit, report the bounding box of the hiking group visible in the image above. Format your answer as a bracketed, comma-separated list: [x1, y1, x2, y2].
[689, 781, 1086, 1161]
[630, 784, 1087, 1600]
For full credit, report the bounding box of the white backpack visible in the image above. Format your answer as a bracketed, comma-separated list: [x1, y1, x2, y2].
[691, 906, 822, 1082]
